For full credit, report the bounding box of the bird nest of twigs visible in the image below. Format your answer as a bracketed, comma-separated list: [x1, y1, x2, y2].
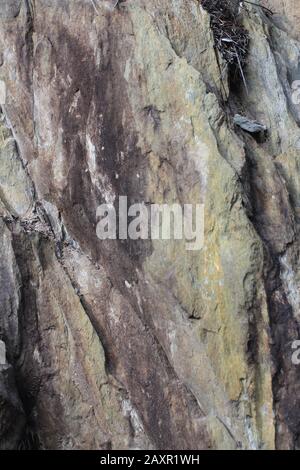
[201, 0, 249, 72]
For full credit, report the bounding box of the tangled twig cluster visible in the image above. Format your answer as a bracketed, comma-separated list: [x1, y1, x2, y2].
[201, 0, 249, 69]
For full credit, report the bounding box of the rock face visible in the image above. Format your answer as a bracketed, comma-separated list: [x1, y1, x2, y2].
[263, 0, 300, 40]
[0, 0, 299, 450]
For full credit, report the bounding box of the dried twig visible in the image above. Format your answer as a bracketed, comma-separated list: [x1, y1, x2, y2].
[201, 0, 249, 84]
[243, 1, 274, 16]
[90, 0, 99, 14]
[235, 46, 248, 94]
[90, 0, 121, 14]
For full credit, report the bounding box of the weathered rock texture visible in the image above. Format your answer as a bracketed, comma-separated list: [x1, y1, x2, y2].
[0, 0, 299, 450]
[263, 0, 300, 40]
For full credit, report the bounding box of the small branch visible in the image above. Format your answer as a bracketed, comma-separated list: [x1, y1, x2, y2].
[235, 46, 249, 95]
[242, 1, 274, 16]
[90, 0, 99, 14]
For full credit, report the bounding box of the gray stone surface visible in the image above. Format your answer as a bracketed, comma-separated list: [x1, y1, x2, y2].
[234, 113, 267, 133]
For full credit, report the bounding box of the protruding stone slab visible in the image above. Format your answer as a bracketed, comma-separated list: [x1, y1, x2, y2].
[234, 113, 267, 133]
